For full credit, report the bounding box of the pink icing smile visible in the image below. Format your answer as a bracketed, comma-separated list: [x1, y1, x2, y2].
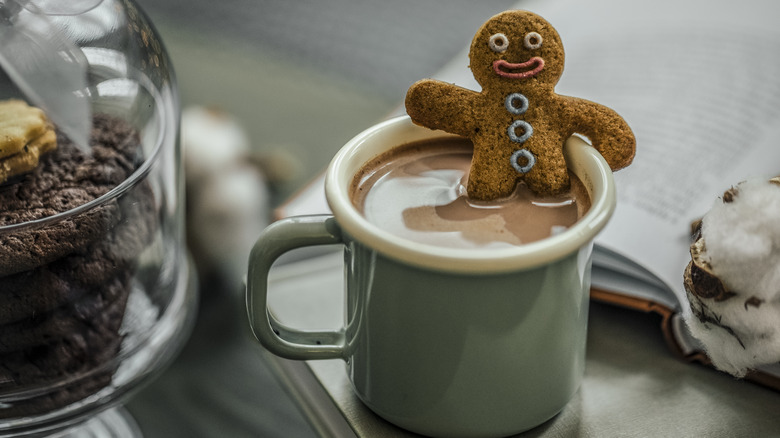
[493, 57, 545, 79]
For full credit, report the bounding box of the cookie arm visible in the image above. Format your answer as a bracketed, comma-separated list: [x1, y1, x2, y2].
[563, 96, 636, 171]
[405, 79, 479, 138]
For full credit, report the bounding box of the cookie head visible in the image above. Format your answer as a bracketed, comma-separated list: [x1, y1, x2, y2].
[469, 10, 564, 93]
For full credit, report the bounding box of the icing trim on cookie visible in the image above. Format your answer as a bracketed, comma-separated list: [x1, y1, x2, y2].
[493, 57, 545, 79]
[488, 33, 509, 53]
[510, 149, 535, 174]
[507, 120, 533, 143]
[505, 93, 529, 115]
[523, 32, 543, 50]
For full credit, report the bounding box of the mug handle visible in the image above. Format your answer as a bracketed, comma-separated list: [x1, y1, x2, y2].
[246, 215, 346, 360]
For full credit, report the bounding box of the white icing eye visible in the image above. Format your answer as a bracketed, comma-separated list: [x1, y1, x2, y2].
[524, 32, 543, 50]
[488, 33, 509, 53]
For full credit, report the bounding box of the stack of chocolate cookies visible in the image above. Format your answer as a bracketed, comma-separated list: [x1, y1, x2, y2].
[0, 113, 155, 417]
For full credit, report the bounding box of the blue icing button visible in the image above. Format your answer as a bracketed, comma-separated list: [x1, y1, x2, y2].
[505, 92, 529, 115]
[510, 149, 535, 174]
[507, 119, 532, 143]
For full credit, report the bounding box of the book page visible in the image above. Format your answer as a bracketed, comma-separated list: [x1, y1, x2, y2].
[502, 0, 780, 306]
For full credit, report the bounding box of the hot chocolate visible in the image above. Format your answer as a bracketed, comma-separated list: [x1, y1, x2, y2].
[351, 137, 590, 249]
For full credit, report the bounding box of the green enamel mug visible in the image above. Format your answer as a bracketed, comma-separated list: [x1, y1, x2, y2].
[247, 115, 616, 437]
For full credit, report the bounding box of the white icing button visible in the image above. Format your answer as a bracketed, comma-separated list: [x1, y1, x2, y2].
[488, 33, 509, 53]
[524, 32, 543, 50]
[511, 149, 535, 173]
[507, 119, 532, 143]
[505, 93, 529, 115]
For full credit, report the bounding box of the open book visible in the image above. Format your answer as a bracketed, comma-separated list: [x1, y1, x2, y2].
[275, 0, 780, 389]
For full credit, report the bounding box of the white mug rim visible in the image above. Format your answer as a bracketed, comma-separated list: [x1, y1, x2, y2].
[325, 115, 616, 274]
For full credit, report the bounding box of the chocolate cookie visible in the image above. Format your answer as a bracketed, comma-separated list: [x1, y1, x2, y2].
[0, 272, 129, 355]
[0, 277, 128, 417]
[0, 182, 154, 326]
[0, 114, 141, 276]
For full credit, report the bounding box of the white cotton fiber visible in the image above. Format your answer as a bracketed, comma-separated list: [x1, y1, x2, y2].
[684, 178, 780, 377]
[181, 106, 271, 288]
[704, 180, 780, 299]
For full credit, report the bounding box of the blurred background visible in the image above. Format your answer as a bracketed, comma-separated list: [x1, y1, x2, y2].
[135, 0, 516, 203]
[119, 1, 780, 437]
[125, 1, 516, 437]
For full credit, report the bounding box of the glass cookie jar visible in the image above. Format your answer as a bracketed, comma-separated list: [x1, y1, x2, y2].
[0, 1, 196, 436]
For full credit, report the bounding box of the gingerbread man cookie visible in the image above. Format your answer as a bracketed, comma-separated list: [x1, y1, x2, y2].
[405, 10, 635, 200]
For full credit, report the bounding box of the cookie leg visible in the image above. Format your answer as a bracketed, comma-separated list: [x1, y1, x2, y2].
[466, 162, 517, 200]
[524, 159, 570, 195]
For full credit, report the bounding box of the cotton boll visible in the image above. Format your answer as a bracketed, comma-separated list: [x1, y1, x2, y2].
[684, 178, 780, 376]
[182, 106, 251, 188]
[182, 105, 272, 290]
[188, 164, 270, 288]
[685, 313, 753, 376]
[704, 180, 780, 299]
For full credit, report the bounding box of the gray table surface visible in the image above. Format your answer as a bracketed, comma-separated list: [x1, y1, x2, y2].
[125, 1, 780, 437]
